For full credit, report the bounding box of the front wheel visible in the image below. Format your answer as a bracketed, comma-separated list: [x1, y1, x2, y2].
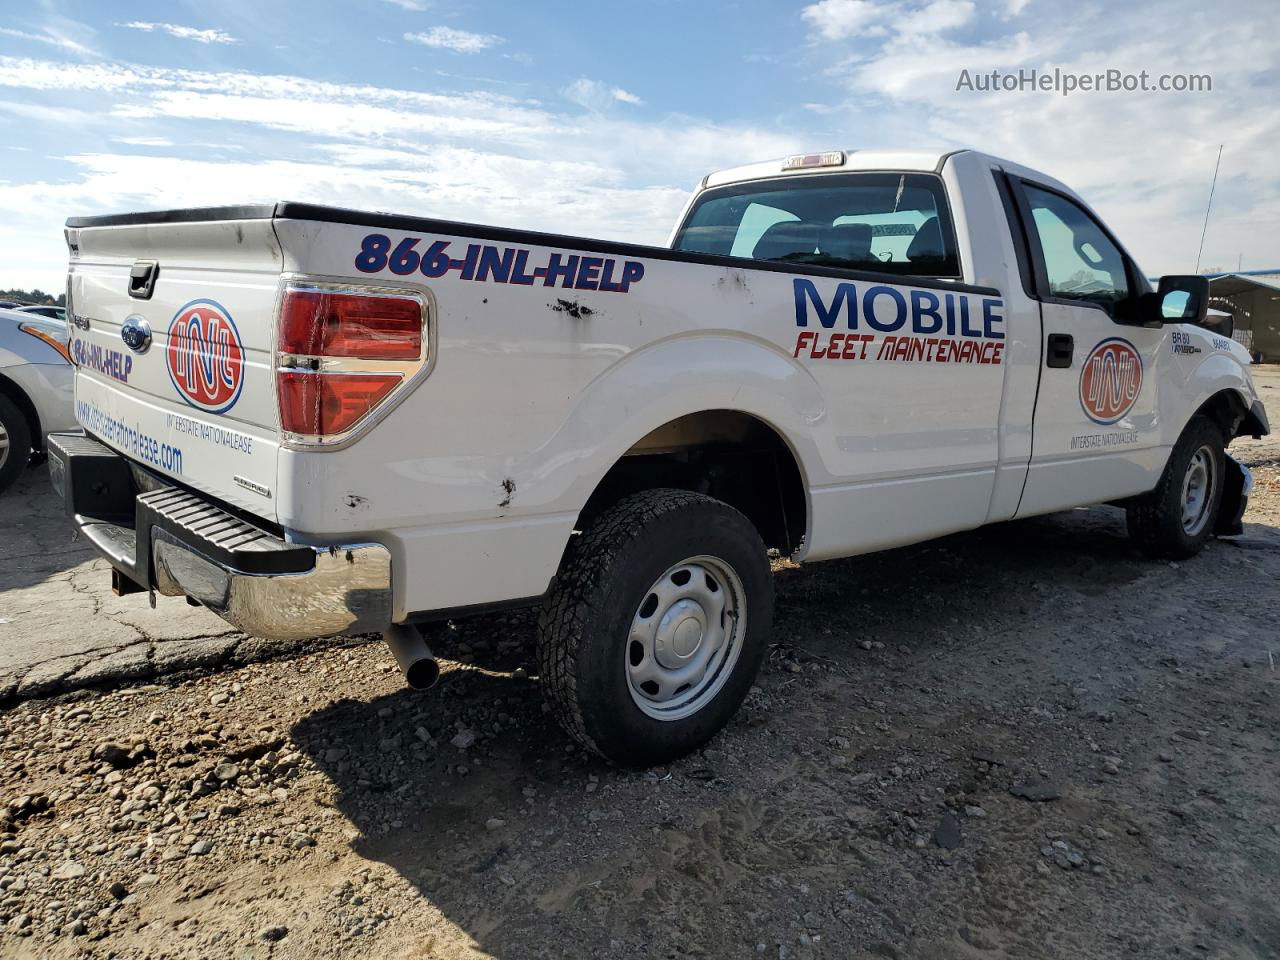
[1126, 415, 1226, 559]
[537, 489, 774, 767]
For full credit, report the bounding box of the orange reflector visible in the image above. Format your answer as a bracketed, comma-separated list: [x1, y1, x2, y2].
[19, 322, 72, 363]
[277, 371, 402, 438]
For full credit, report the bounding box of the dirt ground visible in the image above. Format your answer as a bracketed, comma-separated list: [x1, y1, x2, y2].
[1, 371, 1278, 960]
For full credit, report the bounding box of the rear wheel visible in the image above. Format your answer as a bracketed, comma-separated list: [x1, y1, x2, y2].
[1126, 415, 1225, 559]
[0, 393, 33, 495]
[537, 489, 773, 766]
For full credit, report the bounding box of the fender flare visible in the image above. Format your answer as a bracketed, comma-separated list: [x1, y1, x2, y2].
[1167, 352, 1260, 443]
[531, 332, 827, 534]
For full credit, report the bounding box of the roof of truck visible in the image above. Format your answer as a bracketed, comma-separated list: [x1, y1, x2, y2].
[702, 149, 961, 189]
[697, 148, 1082, 212]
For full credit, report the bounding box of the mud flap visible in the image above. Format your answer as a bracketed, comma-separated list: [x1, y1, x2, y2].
[1214, 455, 1252, 537]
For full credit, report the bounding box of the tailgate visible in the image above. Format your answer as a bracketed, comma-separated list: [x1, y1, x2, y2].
[67, 210, 282, 521]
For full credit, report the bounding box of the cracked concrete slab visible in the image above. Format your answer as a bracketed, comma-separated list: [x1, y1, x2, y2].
[0, 572, 143, 674]
[66, 642, 155, 686]
[0, 470, 348, 702]
[14, 653, 90, 698]
[152, 635, 240, 672]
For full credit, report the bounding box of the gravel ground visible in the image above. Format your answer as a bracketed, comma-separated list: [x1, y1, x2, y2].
[0, 371, 1277, 960]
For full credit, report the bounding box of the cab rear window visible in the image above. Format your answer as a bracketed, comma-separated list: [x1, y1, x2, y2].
[673, 172, 961, 278]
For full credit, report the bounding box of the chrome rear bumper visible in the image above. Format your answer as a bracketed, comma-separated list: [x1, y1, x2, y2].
[149, 534, 391, 640]
[49, 431, 392, 640]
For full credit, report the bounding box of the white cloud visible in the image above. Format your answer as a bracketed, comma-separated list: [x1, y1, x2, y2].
[119, 22, 238, 45]
[0, 54, 803, 290]
[0, 26, 95, 56]
[1003, 0, 1031, 17]
[403, 27, 501, 53]
[383, 0, 430, 8]
[803, 0, 1280, 274]
[843, 30, 1040, 99]
[114, 88, 541, 145]
[802, 0, 971, 43]
[801, 0, 894, 41]
[563, 78, 644, 111]
[0, 58, 544, 141]
[0, 99, 107, 126]
[895, 0, 974, 37]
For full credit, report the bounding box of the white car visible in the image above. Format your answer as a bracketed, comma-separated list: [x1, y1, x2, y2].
[0, 308, 75, 494]
[50, 148, 1269, 764]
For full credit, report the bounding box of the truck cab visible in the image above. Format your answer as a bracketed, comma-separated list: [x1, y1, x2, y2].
[49, 148, 1268, 765]
[669, 149, 1264, 544]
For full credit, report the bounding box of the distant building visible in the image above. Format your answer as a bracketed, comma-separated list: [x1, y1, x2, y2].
[1204, 269, 1280, 362]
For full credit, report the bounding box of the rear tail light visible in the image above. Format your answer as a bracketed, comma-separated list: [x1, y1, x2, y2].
[279, 289, 421, 360]
[278, 372, 403, 437]
[276, 281, 429, 445]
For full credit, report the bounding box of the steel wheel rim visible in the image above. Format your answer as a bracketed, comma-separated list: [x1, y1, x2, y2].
[0, 420, 9, 470]
[625, 555, 746, 722]
[1180, 445, 1217, 536]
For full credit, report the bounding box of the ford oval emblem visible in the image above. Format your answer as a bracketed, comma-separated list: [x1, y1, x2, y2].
[121, 314, 152, 353]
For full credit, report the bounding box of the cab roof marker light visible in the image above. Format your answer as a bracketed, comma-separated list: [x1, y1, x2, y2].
[783, 151, 845, 171]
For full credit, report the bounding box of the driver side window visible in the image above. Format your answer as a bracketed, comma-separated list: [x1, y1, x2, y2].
[1023, 184, 1130, 313]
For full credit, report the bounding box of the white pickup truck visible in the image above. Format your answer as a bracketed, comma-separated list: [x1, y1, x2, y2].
[49, 148, 1268, 765]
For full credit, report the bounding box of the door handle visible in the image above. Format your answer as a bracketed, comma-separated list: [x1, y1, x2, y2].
[1046, 333, 1074, 368]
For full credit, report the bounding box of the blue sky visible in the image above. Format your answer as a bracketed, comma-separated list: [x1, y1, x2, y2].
[1, 0, 1276, 292]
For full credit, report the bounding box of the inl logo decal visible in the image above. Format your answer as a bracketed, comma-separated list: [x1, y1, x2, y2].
[165, 299, 245, 414]
[1079, 337, 1142, 425]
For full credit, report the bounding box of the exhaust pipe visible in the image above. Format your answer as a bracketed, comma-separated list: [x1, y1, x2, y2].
[382, 623, 441, 690]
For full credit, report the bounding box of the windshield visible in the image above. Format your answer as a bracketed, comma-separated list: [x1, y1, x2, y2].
[672, 172, 961, 278]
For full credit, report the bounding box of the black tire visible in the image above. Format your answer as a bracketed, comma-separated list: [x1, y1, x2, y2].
[537, 489, 774, 767]
[1126, 415, 1226, 560]
[0, 393, 33, 496]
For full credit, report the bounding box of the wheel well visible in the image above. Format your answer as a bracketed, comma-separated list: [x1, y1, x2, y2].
[1193, 389, 1253, 442]
[576, 411, 807, 554]
[0, 373, 41, 452]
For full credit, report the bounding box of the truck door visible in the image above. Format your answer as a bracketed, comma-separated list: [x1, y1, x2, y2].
[1008, 176, 1166, 517]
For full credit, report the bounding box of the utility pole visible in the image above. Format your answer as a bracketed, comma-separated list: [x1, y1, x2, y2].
[1194, 144, 1223, 275]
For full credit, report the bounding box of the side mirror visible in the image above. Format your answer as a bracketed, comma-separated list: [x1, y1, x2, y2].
[1154, 275, 1210, 325]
